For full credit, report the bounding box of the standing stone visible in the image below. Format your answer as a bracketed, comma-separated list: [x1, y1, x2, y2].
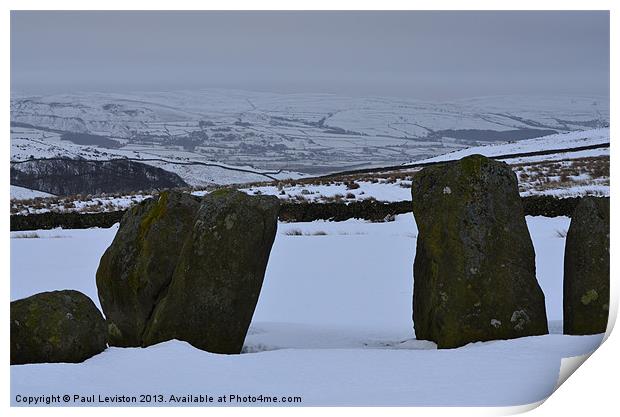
[96, 191, 201, 346]
[142, 189, 280, 354]
[11, 290, 107, 364]
[411, 154, 548, 349]
[564, 197, 610, 335]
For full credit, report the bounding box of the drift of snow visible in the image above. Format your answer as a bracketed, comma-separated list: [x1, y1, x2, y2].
[10, 215, 604, 406]
[10, 185, 55, 200]
[414, 128, 609, 165]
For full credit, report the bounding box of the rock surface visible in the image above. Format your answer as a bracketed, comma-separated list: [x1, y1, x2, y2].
[11, 290, 107, 364]
[411, 154, 548, 349]
[142, 189, 280, 353]
[96, 191, 201, 346]
[564, 197, 610, 335]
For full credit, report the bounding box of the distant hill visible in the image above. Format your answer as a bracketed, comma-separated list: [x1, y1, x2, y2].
[11, 158, 188, 196]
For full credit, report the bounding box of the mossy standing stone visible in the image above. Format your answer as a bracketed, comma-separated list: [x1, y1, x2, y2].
[142, 189, 280, 354]
[11, 290, 107, 365]
[96, 191, 201, 346]
[564, 196, 610, 335]
[411, 154, 548, 349]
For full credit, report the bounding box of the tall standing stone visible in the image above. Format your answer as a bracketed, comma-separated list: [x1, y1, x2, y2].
[142, 189, 280, 354]
[411, 154, 548, 349]
[96, 191, 201, 346]
[564, 197, 610, 335]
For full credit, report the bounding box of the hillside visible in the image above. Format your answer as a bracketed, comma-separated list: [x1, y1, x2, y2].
[11, 159, 188, 196]
[10, 129, 609, 216]
[11, 90, 608, 176]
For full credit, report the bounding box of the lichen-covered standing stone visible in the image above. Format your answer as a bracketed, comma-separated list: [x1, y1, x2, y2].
[96, 191, 201, 346]
[11, 290, 107, 364]
[564, 197, 610, 335]
[142, 189, 280, 353]
[411, 154, 548, 349]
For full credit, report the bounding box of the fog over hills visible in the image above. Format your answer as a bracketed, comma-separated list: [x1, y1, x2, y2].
[11, 89, 609, 175]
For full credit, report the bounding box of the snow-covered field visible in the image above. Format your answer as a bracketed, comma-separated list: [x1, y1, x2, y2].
[10, 192, 152, 215]
[10, 128, 610, 215]
[10, 125, 307, 187]
[239, 129, 610, 202]
[10, 215, 604, 406]
[11, 90, 609, 177]
[414, 128, 609, 165]
[10, 92, 610, 199]
[10, 185, 55, 200]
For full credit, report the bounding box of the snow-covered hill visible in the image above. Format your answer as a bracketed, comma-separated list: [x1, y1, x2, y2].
[10, 185, 55, 200]
[10, 128, 610, 215]
[414, 128, 609, 165]
[11, 90, 608, 174]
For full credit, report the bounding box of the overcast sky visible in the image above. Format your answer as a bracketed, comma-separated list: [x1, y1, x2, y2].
[10, 11, 609, 100]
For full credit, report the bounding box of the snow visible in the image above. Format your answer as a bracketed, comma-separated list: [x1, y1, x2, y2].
[233, 129, 610, 204]
[10, 128, 306, 187]
[501, 146, 610, 165]
[10, 215, 604, 406]
[239, 180, 413, 203]
[11, 91, 609, 177]
[239, 175, 607, 205]
[10, 227, 116, 302]
[10, 185, 55, 200]
[520, 184, 609, 198]
[12, 194, 153, 216]
[414, 128, 609, 165]
[10, 335, 602, 407]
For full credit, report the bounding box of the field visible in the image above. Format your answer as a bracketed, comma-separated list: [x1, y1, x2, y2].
[9, 90, 610, 407]
[10, 215, 604, 406]
[11, 91, 608, 181]
[10, 128, 610, 215]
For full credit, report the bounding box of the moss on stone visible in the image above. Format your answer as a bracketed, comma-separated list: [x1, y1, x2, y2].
[459, 154, 485, 178]
[138, 191, 169, 241]
[564, 197, 609, 335]
[411, 155, 548, 348]
[141, 190, 280, 354]
[580, 289, 599, 305]
[108, 322, 122, 339]
[209, 187, 236, 198]
[96, 191, 201, 347]
[11, 290, 107, 365]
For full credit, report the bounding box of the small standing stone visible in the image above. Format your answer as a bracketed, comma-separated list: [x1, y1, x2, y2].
[11, 290, 107, 364]
[564, 197, 610, 335]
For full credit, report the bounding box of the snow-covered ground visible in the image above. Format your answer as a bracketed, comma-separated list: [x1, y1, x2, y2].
[10, 215, 604, 406]
[10, 185, 55, 200]
[10, 125, 307, 187]
[10, 128, 610, 215]
[240, 165, 608, 203]
[11, 193, 153, 216]
[238, 129, 610, 202]
[414, 128, 609, 165]
[240, 180, 412, 203]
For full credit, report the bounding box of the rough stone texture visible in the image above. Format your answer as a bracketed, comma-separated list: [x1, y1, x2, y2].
[564, 197, 610, 335]
[96, 191, 201, 346]
[11, 290, 107, 365]
[142, 189, 280, 354]
[411, 154, 548, 349]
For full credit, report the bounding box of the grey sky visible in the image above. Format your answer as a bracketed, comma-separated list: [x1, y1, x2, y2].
[11, 11, 609, 99]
